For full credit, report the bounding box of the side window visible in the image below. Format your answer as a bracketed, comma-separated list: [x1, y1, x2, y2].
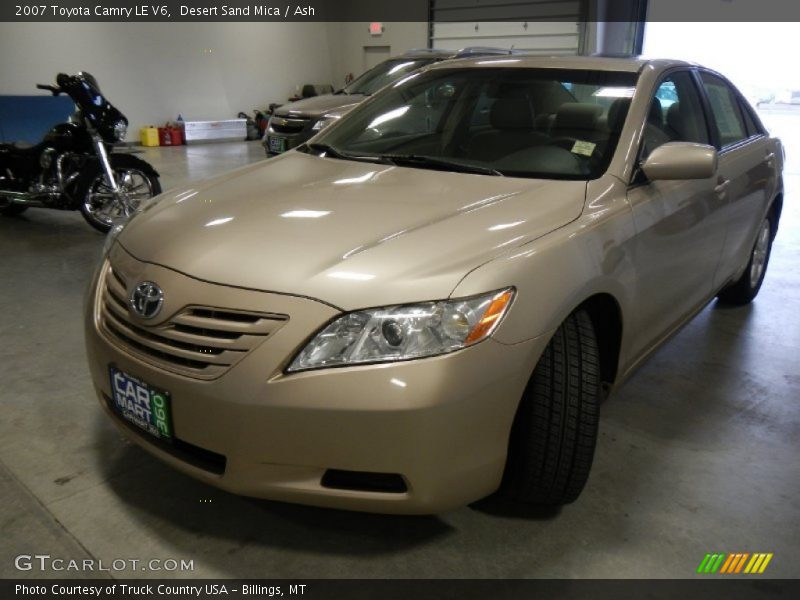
[699, 72, 748, 147]
[739, 101, 762, 138]
[643, 71, 709, 158]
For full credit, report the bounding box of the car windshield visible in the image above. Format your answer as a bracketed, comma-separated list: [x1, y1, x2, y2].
[313, 67, 639, 180]
[344, 58, 437, 96]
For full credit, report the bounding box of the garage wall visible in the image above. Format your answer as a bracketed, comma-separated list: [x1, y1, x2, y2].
[0, 22, 336, 136]
[325, 22, 429, 89]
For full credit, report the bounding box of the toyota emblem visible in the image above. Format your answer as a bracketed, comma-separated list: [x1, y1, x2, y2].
[130, 281, 164, 319]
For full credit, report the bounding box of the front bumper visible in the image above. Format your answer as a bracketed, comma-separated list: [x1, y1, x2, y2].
[263, 119, 315, 156]
[85, 246, 547, 514]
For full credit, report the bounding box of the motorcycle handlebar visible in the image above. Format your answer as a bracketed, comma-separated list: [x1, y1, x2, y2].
[36, 84, 61, 96]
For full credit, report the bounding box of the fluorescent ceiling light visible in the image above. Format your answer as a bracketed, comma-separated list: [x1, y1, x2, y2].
[204, 217, 234, 227]
[368, 106, 410, 129]
[281, 210, 331, 218]
[327, 271, 375, 281]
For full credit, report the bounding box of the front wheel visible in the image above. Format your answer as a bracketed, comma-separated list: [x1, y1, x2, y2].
[717, 217, 772, 305]
[78, 155, 161, 233]
[500, 309, 601, 505]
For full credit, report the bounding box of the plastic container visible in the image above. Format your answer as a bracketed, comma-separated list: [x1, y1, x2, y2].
[176, 114, 186, 144]
[158, 127, 173, 146]
[139, 126, 159, 147]
[169, 126, 182, 146]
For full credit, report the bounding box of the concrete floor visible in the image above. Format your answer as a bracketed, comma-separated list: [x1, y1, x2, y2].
[1, 132, 798, 580]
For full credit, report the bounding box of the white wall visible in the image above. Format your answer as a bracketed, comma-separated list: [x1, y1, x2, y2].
[326, 22, 428, 89]
[0, 22, 336, 134]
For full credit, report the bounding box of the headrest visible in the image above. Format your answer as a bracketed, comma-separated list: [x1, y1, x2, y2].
[490, 98, 534, 130]
[607, 98, 632, 133]
[554, 103, 602, 131]
[666, 102, 682, 131]
[649, 98, 664, 124]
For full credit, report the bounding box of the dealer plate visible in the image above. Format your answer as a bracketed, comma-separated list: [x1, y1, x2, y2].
[268, 135, 287, 154]
[109, 366, 173, 440]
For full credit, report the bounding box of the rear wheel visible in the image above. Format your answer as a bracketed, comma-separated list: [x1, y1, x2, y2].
[500, 309, 600, 505]
[78, 156, 161, 233]
[717, 217, 772, 305]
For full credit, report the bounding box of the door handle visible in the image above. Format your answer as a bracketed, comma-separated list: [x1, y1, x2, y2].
[714, 179, 730, 194]
[765, 152, 776, 166]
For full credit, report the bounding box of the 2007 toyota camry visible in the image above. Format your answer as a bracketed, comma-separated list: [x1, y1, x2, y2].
[85, 56, 783, 513]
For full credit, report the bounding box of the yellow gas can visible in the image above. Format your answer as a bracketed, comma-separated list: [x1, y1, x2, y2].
[139, 126, 159, 147]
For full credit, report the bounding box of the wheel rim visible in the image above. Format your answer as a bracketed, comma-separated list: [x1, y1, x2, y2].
[83, 168, 155, 227]
[749, 218, 771, 288]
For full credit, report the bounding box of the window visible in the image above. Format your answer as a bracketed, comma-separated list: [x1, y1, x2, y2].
[699, 72, 748, 148]
[344, 59, 437, 96]
[739, 101, 763, 138]
[642, 71, 709, 158]
[312, 68, 639, 180]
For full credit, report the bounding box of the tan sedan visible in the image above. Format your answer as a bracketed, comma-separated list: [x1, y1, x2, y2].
[85, 56, 783, 513]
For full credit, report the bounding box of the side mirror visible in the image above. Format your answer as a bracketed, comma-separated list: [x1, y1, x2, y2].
[641, 142, 718, 181]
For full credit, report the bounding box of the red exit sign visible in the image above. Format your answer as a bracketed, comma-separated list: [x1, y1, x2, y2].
[369, 22, 384, 36]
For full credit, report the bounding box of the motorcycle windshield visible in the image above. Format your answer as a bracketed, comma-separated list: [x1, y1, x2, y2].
[66, 75, 126, 138]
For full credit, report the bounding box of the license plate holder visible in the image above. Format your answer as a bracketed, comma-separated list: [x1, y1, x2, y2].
[268, 135, 287, 153]
[108, 365, 174, 440]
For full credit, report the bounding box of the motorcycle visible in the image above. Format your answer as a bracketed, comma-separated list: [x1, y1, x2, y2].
[0, 72, 161, 233]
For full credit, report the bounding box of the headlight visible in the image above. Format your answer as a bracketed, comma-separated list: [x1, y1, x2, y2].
[286, 288, 515, 372]
[112, 119, 127, 141]
[312, 116, 339, 131]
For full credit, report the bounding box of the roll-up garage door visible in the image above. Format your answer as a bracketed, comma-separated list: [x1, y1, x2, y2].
[430, 0, 586, 55]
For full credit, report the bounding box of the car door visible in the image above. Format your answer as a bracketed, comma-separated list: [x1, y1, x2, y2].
[626, 69, 728, 360]
[696, 71, 776, 287]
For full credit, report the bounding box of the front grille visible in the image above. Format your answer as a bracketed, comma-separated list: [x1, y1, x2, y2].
[98, 262, 288, 380]
[270, 117, 308, 134]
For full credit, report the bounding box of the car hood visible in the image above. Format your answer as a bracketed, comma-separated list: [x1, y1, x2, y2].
[274, 94, 365, 119]
[119, 152, 587, 310]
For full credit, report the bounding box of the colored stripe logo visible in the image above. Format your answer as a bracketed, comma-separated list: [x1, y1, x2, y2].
[697, 553, 773, 574]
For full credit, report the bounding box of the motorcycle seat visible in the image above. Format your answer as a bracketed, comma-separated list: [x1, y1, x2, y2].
[0, 142, 42, 155]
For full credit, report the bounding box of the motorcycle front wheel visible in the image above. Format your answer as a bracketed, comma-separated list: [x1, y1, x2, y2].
[78, 155, 161, 233]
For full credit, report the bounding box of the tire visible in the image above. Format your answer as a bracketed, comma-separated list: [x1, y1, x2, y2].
[500, 309, 601, 505]
[0, 202, 29, 216]
[717, 217, 772, 305]
[77, 154, 161, 233]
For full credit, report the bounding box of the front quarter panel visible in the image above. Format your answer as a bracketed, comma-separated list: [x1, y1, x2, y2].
[452, 175, 637, 356]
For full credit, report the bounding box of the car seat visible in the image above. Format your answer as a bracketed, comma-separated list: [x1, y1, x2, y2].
[464, 97, 547, 162]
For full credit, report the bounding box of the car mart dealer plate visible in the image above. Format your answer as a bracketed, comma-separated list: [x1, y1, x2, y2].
[109, 366, 173, 440]
[268, 135, 287, 153]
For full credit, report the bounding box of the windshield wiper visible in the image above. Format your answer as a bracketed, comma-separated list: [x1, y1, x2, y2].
[306, 142, 349, 159]
[379, 154, 503, 176]
[305, 143, 385, 164]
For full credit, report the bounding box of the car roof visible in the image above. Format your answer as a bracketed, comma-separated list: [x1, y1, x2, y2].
[426, 54, 697, 73]
[396, 47, 516, 61]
